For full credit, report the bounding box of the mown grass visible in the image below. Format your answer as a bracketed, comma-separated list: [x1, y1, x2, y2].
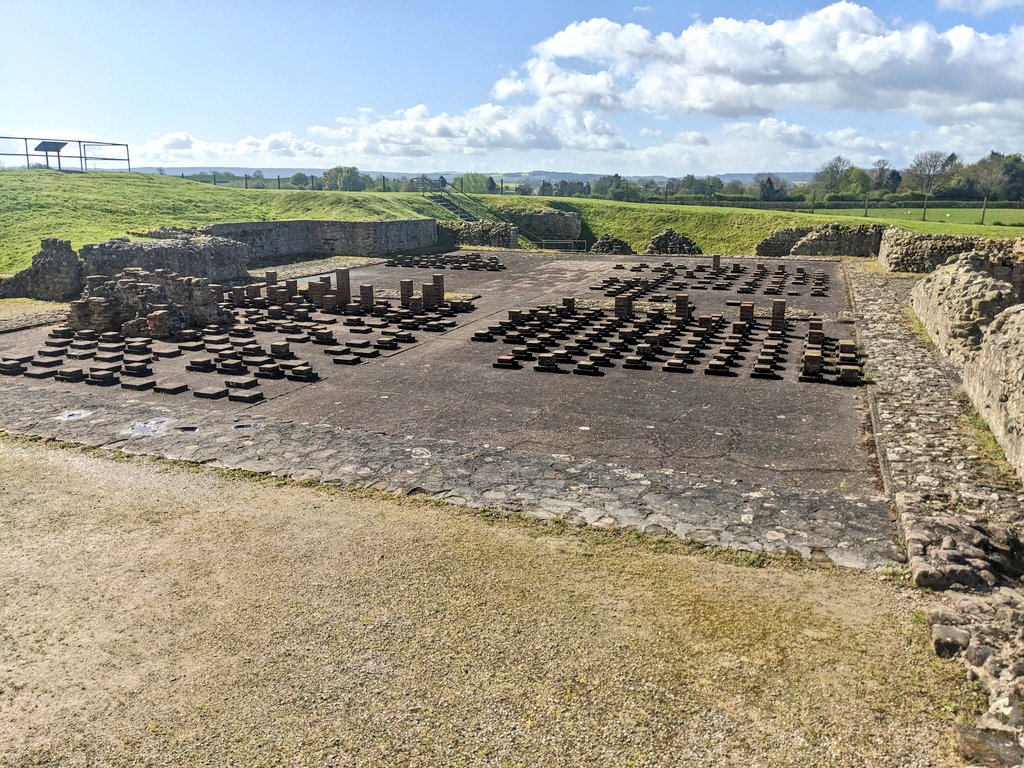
[3, 169, 1021, 273]
[823, 205, 1024, 228]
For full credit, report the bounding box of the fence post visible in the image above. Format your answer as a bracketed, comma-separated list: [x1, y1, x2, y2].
[864, 193, 869, 217]
[921, 194, 928, 222]
[277, 175, 281, 189]
[213, 171, 217, 186]
[244, 174, 248, 190]
[980, 196, 988, 225]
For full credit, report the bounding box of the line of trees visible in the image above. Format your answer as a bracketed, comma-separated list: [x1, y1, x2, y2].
[811, 151, 1024, 202]
[181, 149, 1023, 203]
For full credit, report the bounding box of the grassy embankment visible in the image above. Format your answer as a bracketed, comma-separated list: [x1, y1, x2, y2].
[0, 170, 454, 273]
[487, 195, 1023, 253]
[2, 169, 1021, 273]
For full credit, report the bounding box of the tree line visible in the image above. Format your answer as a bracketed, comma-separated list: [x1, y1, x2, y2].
[182, 149, 1024, 203]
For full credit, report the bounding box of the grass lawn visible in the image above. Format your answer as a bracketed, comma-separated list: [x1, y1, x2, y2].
[822, 205, 1024, 228]
[0, 437, 984, 765]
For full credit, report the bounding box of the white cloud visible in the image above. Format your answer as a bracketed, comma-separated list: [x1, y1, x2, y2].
[498, 3, 1024, 124]
[938, 0, 1024, 13]
[134, 4, 1024, 174]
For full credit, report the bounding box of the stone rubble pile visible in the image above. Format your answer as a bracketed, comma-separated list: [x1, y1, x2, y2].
[589, 234, 635, 255]
[69, 268, 233, 338]
[642, 228, 702, 255]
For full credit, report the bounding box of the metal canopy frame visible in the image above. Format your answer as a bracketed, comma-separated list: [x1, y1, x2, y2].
[0, 135, 131, 171]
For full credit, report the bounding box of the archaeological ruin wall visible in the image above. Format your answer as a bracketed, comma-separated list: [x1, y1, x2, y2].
[204, 219, 438, 260]
[435, 220, 519, 249]
[880, 229, 1024, 273]
[911, 252, 1024, 481]
[0, 236, 250, 302]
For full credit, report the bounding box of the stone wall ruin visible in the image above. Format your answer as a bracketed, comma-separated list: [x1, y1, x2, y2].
[204, 219, 438, 260]
[69, 267, 233, 338]
[500, 209, 581, 242]
[435, 220, 519, 249]
[754, 224, 884, 258]
[879, 229, 1024, 273]
[911, 252, 1024, 481]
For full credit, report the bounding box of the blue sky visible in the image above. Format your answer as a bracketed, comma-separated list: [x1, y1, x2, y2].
[1, 0, 1023, 174]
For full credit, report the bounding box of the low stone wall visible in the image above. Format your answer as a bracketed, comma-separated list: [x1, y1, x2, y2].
[204, 219, 437, 259]
[0, 235, 251, 302]
[501, 210, 581, 242]
[911, 253, 1024, 482]
[967, 306, 1024, 483]
[789, 223, 885, 257]
[0, 239, 83, 301]
[80, 236, 250, 283]
[755, 224, 885, 258]
[754, 227, 814, 258]
[880, 228, 1024, 273]
[435, 220, 518, 249]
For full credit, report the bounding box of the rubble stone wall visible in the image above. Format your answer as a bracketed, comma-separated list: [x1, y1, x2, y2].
[204, 219, 437, 259]
[69, 267, 233, 338]
[754, 228, 814, 258]
[435, 220, 519, 249]
[912, 253, 1024, 482]
[879, 228, 1024, 273]
[789, 223, 886, 257]
[0, 239, 83, 301]
[79, 236, 251, 283]
[755, 224, 886, 258]
[501, 210, 581, 242]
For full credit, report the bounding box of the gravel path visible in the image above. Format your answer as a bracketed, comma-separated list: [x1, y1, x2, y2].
[0, 438, 983, 767]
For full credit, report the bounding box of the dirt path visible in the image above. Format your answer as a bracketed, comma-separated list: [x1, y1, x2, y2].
[0, 438, 981, 767]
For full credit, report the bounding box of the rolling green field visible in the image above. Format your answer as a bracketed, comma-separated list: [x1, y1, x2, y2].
[1, 169, 1020, 273]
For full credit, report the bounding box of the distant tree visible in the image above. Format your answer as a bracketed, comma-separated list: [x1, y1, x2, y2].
[902, 151, 957, 195]
[538, 180, 554, 196]
[966, 152, 1007, 199]
[592, 174, 629, 200]
[156, 167, 166, 175]
[252, 169, 264, 179]
[814, 155, 853, 194]
[515, 183, 533, 196]
[486, 176, 497, 194]
[454, 172, 493, 194]
[289, 172, 309, 189]
[249, 169, 267, 189]
[754, 173, 787, 201]
[842, 167, 872, 195]
[1002, 153, 1024, 200]
[722, 180, 746, 195]
[322, 167, 340, 190]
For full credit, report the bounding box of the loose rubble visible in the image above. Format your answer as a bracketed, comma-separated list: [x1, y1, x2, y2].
[589, 234, 635, 255]
[643, 228, 702, 255]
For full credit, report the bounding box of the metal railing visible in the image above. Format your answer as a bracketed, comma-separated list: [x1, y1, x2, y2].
[411, 176, 548, 249]
[0, 135, 130, 171]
